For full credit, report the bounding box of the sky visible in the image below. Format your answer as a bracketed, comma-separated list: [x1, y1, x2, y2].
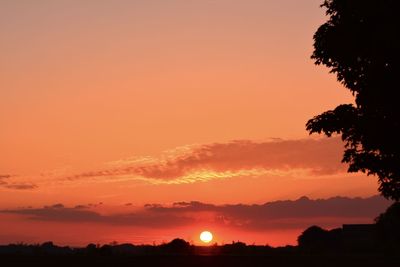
[0, 0, 387, 246]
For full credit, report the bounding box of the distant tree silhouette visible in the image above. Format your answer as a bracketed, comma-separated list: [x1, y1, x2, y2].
[220, 241, 248, 254]
[298, 226, 329, 250]
[298, 226, 342, 251]
[86, 243, 98, 254]
[160, 238, 192, 254]
[306, 0, 400, 200]
[375, 202, 400, 249]
[41, 241, 55, 249]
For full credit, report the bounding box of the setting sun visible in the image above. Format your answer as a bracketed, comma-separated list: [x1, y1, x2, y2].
[200, 231, 213, 243]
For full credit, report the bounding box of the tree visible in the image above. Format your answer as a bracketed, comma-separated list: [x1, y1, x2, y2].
[306, 0, 400, 200]
[298, 226, 342, 251]
[375, 202, 400, 249]
[160, 238, 191, 254]
[298, 226, 329, 250]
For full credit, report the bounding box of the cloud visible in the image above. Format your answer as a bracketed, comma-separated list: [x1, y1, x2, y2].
[0, 204, 193, 228]
[1, 195, 391, 231]
[65, 137, 346, 184]
[0, 175, 37, 190]
[144, 195, 392, 230]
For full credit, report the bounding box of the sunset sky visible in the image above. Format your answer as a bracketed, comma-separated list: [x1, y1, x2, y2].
[0, 0, 389, 246]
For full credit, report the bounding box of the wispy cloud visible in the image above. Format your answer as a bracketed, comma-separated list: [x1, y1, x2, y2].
[1, 195, 391, 231]
[64, 137, 346, 184]
[0, 174, 37, 190]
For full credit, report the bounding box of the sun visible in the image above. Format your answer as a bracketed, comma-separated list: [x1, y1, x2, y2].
[200, 230, 213, 243]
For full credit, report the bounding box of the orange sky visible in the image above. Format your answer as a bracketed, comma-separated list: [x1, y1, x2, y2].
[0, 0, 384, 246]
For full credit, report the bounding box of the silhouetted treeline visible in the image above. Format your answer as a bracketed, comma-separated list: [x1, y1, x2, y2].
[1, 240, 400, 267]
[0, 239, 288, 257]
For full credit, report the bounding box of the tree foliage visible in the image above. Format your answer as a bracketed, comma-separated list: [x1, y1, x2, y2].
[306, 0, 400, 200]
[375, 202, 400, 249]
[297, 226, 342, 251]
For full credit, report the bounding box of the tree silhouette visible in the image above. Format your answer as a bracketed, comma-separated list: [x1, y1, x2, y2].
[298, 226, 329, 250]
[298, 226, 343, 251]
[375, 202, 400, 249]
[160, 238, 192, 254]
[306, 0, 400, 200]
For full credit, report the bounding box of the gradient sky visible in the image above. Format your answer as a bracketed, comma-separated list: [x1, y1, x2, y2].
[0, 0, 384, 246]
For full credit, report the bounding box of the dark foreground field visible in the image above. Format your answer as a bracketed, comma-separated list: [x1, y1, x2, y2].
[2, 253, 400, 267]
[2, 236, 400, 267]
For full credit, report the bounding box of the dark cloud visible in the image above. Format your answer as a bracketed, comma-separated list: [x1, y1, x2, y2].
[44, 204, 65, 209]
[144, 195, 392, 230]
[74, 205, 89, 209]
[3, 184, 37, 190]
[0, 175, 37, 190]
[65, 137, 346, 183]
[1, 195, 391, 231]
[0, 204, 192, 228]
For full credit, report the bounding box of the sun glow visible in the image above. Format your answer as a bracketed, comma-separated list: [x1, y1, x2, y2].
[200, 231, 213, 243]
